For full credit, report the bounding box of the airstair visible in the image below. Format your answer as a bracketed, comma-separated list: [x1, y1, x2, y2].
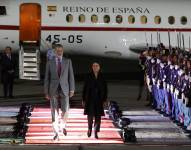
[19, 43, 40, 80]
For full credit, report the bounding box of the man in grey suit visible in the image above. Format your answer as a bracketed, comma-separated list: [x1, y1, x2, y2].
[44, 44, 75, 140]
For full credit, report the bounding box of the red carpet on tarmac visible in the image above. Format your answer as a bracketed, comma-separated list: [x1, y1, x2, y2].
[25, 107, 123, 144]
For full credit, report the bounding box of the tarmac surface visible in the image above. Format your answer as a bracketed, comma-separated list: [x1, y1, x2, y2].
[0, 79, 191, 149]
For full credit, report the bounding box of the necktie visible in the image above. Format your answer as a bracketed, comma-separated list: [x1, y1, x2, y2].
[57, 57, 61, 77]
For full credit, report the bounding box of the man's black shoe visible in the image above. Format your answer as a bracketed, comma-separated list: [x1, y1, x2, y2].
[176, 122, 183, 126]
[53, 132, 59, 141]
[63, 128, 67, 136]
[145, 103, 151, 107]
[136, 96, 141, 101]
[163, 114, 170, 117]
[9, 96, 14, 99]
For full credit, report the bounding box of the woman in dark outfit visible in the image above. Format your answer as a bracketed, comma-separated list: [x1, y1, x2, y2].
[82, 62, 108, 139]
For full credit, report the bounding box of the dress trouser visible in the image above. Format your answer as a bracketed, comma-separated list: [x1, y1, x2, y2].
[158, 89, 164, 111]
[183, 105, 190, 127]
[177, 99, 184, 123]
[50, 88, 69, 133]
[174, 96, 179, 121]
[152, 85, 158, 109]
[171, 93, 176, 118]
[88, 115, 101, 132]
[164, 89, 170, 115]
[3, 75, 14, 97]
[187, 108, 191, 130]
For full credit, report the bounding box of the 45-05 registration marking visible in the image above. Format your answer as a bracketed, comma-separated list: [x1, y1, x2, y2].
[45, 34, 83, 44]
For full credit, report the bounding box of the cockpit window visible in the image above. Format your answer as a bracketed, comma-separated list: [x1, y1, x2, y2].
[0, 6, 6, 15]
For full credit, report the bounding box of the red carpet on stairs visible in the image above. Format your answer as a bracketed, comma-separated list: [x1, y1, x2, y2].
[25, 108, 123, 144]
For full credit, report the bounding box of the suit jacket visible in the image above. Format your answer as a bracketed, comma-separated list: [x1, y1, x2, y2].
[1, 54, 16, 83]
[44, 56, 75, 97]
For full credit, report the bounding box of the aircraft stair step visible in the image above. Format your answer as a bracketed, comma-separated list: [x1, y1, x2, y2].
[19, 45, 40, 80]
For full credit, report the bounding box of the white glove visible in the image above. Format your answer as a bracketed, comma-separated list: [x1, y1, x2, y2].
[146, 76, 150, 86]
[170, 85, 174, 93]
[157, 80, 160, 88]
[185, 97, 189, 105]
[163, 82, 166, 89]
[152, 78, 156, 85]
[167, 84, 170, 91]
[182, 93, 185, 100]
[174, 88, 178, 97]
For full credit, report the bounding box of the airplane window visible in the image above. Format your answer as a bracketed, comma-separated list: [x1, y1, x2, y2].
[128, 15, 135, 24]
[79, 14, 85, 23]
[141, 15, 147, 24]
[91, 14, 98, 23]
[181, 16, 187, 25]
[154, 16, 161, 24]
[0, 6, 6, 15]
[168, 16, 175, 25]
[66, 14, 73, 23]
[116, 15, 123, 24]
[104, 15, 110, 23]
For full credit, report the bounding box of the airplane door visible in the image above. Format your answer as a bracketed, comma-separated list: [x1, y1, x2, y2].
[20, 3, 41, 45]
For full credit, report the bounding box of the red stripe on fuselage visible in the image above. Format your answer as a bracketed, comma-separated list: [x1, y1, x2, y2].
[41, 26, 191, 32]
[1, 25, 191, 32]
[0, 25, 19, 30]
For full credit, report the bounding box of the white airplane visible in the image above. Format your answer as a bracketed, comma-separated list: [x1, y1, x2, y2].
[0, 0, 191, 80]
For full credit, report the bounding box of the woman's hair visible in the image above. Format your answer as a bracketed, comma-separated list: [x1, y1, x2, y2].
[90, 62, 101, 72]
[92, 62, 100, 66]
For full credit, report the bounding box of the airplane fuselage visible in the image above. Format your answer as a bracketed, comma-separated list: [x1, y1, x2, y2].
[0, 0, 191, 59]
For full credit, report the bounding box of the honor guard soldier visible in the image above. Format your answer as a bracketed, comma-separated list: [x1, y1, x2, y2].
[171, 55, 180, 122]
[137, 51, 146, 101]
[184, 57, 191, 131]
[164, 54, 173, 116]
[145, 47, 154, 105]
[181, 67, 190, 128]
[169, 53, 178, 119]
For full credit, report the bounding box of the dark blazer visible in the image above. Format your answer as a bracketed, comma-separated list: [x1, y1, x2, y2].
[1, 54, 16, 83]
[82, 72, 108, 116]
